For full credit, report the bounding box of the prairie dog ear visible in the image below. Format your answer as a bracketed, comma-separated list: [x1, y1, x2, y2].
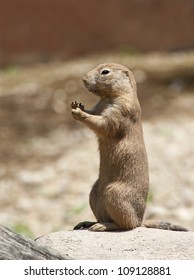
[128, 70, 137, 94]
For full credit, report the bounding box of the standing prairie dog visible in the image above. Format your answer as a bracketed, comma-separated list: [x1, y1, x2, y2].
[71, 63, 188, 232]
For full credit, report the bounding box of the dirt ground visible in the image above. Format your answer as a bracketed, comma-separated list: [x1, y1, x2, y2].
[0, 52, 194, 237]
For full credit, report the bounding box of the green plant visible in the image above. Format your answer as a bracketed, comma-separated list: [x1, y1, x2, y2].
[9, 223, 34, 238]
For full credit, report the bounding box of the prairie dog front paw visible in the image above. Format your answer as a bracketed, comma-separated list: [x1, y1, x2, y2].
[71, 101, 84, 111]
[72, 107, 86, 120]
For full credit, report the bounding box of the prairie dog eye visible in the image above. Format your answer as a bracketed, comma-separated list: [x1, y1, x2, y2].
[101, 69, 110, 75]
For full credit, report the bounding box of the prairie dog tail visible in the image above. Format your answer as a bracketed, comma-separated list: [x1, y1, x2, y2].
[142, 220, 188, 232]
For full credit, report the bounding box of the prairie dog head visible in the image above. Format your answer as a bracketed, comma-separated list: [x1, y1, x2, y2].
[82, 63, 136, 97]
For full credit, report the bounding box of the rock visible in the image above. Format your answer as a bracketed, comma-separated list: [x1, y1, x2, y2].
[35, 228, 194, 260]
[0, 226, 69, 260]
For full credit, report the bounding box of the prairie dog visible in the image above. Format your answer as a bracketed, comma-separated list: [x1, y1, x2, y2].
[71, 63, 188, 232]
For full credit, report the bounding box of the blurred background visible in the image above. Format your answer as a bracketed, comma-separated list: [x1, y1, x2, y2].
[0, 0, 194, 237]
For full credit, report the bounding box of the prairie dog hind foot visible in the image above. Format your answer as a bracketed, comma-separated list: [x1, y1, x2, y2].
[73, 221, 97, 230]
[74, 221, 121, 231]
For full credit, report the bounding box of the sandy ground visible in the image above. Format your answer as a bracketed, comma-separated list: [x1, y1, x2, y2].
[0, 52, 194, 237]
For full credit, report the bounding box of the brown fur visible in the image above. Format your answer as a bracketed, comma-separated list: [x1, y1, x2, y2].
[71, 63, 188, 232]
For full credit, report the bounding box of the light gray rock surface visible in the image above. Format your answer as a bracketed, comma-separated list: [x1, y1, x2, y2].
[35, 228, 194, 260]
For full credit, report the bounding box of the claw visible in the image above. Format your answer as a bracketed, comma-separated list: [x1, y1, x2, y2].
[78, 103, 84, 110]
[71, 101, 84, 110]
[71, 101, 78, 109]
